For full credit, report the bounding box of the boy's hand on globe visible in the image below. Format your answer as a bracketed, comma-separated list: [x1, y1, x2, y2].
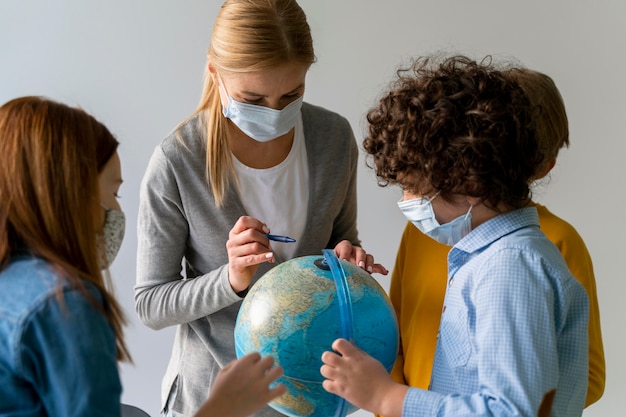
[194, 353, 286, 417]
[321, 338, 407, 417]
[227, 216, 275, 293]
[334, 240, 389, 275]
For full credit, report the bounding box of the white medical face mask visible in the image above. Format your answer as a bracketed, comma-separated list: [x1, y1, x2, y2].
[397, 193, 472, 246]
[99, 207, 125, 269]
[219, 77, 303, 142]
[222, 95, 303, 142]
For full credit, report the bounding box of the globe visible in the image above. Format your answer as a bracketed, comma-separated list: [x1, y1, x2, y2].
[234, 250, 399, 417]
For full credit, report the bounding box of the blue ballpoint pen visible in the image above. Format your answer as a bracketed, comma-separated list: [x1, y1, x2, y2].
[265, 234, 296, 243]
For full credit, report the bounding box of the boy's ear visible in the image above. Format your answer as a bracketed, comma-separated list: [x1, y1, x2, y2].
[534, 158, 557, 180]
[466, 196, 482, 207]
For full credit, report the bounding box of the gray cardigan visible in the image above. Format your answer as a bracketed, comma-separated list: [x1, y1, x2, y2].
[135, 102, 361, 416]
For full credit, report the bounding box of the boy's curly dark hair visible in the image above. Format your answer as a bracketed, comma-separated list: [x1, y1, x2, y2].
[363, 55, 541, 211]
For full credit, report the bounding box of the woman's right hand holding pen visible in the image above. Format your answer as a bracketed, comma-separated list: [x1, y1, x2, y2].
[226, 216, 275, 294]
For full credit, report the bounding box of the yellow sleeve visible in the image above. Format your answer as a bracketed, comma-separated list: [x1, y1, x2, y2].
[537, 205, 606, 406]
[374, 225, 409, 417]
[376, 222, 448, 417]
[388, 223, 409, 386]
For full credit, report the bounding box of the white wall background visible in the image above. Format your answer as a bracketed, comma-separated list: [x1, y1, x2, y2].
[1, 1, 624, 416]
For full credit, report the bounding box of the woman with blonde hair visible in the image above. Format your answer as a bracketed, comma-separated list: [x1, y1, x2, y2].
[135, 0, 385, 416]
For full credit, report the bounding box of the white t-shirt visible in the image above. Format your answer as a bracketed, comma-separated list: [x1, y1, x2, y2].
[233, 115, 308, 261]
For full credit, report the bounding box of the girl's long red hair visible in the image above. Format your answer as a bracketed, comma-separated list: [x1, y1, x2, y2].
[0, 96, 130, 362]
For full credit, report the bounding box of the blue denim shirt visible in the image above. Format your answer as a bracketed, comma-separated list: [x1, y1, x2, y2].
[403, 207, 589, 417]
[0, 253, 122, 417]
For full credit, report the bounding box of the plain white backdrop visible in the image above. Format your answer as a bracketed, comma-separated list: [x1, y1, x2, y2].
[1, 1, 624, 416]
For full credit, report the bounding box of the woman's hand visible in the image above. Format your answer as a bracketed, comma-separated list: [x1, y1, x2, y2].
[226, 216, 275, 293]
[334, 240, 388, 275]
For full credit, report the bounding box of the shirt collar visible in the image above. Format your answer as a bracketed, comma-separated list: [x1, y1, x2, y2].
[453, 206, 540, 255]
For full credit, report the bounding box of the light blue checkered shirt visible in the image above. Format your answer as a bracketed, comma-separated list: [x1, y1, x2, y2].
[403, 207, 589, 417]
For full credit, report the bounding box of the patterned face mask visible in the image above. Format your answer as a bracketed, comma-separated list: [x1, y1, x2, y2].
[99, 207, 125, 269]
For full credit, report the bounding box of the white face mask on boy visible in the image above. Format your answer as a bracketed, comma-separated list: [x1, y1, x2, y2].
[397, 192, 472, 246]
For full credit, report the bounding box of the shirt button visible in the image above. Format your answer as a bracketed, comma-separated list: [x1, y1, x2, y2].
[442, 305, 447, 313]
[449, 278, 454, 286]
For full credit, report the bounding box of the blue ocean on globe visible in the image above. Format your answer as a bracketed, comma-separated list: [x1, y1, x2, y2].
[234, 250, 399, 417]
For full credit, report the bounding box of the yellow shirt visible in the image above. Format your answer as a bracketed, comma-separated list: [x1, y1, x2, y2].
[389, 203, 605, 407]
